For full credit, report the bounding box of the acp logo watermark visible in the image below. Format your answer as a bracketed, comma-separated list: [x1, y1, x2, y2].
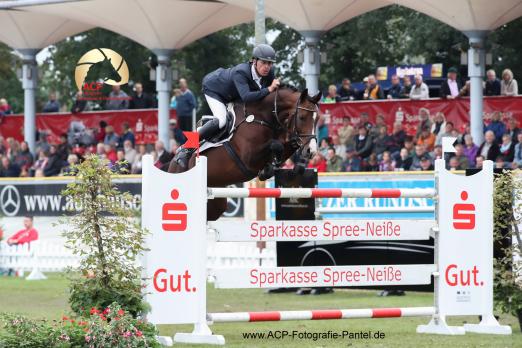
[74, 48, 129, 99]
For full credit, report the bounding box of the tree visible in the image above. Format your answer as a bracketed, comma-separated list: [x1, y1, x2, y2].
[0, 44, 23, 113]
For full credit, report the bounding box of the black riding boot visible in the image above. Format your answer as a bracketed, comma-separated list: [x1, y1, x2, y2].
[175, 117, 222, 169]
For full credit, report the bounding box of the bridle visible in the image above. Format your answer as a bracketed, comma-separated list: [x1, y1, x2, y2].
[271, 88, 318, 151]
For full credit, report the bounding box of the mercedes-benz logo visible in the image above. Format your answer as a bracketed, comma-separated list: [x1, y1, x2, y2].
[0, 185, 21, 217]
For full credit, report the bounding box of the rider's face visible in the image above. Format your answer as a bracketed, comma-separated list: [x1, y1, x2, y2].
[255, 59, 273, 76]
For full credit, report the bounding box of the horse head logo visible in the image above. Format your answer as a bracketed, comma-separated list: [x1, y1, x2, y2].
[74, 48, 129, 91]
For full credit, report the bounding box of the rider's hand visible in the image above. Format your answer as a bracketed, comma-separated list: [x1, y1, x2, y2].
[268, 78, 280, 92]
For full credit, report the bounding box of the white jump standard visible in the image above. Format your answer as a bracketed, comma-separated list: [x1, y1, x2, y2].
[141, 155, 511, 345]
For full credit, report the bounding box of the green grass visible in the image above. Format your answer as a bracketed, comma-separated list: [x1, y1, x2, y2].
[0, 274, 521, 347]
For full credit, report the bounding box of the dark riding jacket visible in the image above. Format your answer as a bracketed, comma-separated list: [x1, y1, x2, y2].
[202, 62, 275, 104]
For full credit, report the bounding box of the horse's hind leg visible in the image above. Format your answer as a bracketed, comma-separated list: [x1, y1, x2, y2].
[207, 198, 227, 221]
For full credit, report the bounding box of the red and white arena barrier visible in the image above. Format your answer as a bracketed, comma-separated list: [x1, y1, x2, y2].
[208, 306, 436, 323]
[141, 155, 512, 345]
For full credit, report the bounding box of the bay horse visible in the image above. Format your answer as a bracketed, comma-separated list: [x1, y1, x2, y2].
[168, 86, 321, 221]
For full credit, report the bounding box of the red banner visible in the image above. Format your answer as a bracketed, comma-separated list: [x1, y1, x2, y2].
[319, 96, 522, 136]
[0, 109, 177, 144]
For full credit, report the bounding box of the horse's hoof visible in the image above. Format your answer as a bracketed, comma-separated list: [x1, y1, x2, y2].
[258, 166, 275, 181]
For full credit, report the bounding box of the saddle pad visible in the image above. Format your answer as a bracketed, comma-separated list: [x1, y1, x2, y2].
[200, 103, 236, 154]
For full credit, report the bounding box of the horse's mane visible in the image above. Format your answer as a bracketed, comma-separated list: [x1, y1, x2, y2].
[278, 83, 299, 92]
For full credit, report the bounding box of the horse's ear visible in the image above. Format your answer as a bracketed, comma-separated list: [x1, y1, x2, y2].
[310, 91, 322, 104]
[300, 88, 309, 102]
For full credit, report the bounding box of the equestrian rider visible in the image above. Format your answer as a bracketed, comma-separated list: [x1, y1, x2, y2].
[175, 44, 280, 167]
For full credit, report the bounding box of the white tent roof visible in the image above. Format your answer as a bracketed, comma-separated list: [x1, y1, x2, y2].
[20, 0, 253, 50]
[222, 0, 389, 32]
[393, 0, 522, 32]
[0, 9, 92, 49]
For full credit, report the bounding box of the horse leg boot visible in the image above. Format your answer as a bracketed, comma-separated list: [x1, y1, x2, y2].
[174, 117, 221, 169]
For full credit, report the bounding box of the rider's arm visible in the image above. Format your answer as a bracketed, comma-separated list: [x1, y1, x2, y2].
[233, 70, 270, 103]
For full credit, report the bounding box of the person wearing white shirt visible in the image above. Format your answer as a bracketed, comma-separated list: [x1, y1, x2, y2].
[409, 74, 429, 100]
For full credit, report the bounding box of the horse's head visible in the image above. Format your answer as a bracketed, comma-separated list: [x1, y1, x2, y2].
[94, 48, 122, 83]
[275, 86, 321, 159]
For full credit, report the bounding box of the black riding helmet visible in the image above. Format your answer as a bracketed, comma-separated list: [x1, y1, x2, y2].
[252, 44, 276, 63]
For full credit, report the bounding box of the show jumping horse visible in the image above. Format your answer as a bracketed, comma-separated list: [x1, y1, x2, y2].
[168, 86, 321, 221]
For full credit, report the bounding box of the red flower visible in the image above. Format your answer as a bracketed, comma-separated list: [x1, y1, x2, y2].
[103, 307, 110, 315]
[62, 315, 69, 321]
[117, 309, 125, 316]
[135, 330, 143, 337]
[90, 308, 99, 315]
[70, 319, 75, 324]
[99, 314, 107, 321]
[78, 321, 87, 326]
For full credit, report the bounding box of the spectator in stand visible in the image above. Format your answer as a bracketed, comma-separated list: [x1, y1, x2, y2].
[417, 126, 436, 151]
[119, 122, 136, 147]
[475, 155, 485, 169]
[495, 156, 508, 169]
[337, 117, 355, 147]
[500, 69, 518, 96]
[0, 98, 13, 115]
[342, 146, 361, 172]
[123, 140, 137, 165]
[130, 82, 154, 109]
[432, 145, 443, 161]
[459, 81, 471, 97]
[419, 154, 434, 171]
[71, 91, 89, 113]
[338, 78, 356, 101]
[95, 121, 108, 144]
[499, 133, 515, 164]
[506, 117, 520, 143]
[394, 148, 412, 170]
[364, 153, 379, 171]
[373, 125, 394, 159]
[369, 114, 386, 138]
[318, 138, 331, 158]
[154, 140, 173, 170]
[42, 92, 60, 112]
[431, 112, 446, 136]
[131, 144, 148, 174]
[177, 78, 197, 131]
[379, 151, 395, 171]
[410, 144, 431, 171]
[448, 157, 460, 171]
[484, 111, 506, 143]
[103, 125, 119, 146]
[316, 111, 329, 143]
[105, 85, 130, 110]
[435, 122, 455, 146]
[440, 67, 461, 99]
[452, 144, 470, 169]
[170, 88, 181, 109]
[322, 85, 339, 103]
[30, 150, 48, 177]
[364, 75, 384, 100]
[35, 131, 51, 155]
[0, 156, 20, 177]
[401, 76, 412, 98]
[478, 130, 500, 161]
[330, 134, 345, 156]
[387, 74, 403, 99]
[56, 134, 71, 162]
[308, 153, 327, 172]
[60, 154, 79, 175]
[14, 141, 33, 173]
[403, 135, 415, 155]
[326, 147, 343, 172]
[7, 217, 38, 246]
[463, 134, 479, 167]
[43, 145, 64, 176]
[415, 108, 432, 138]
[484, 69, 501, 96]
[513, 133, 522, 168]
[409, 74, 429, 100]
[0, 136, 6, 155]
[104, 144, 118, 164]
[354, 126, 373, 159]
[359, 113, 374, 132]
[391, 122, 406, 151]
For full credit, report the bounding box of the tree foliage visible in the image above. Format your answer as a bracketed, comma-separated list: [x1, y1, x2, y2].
[0, 43, 23, 113]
